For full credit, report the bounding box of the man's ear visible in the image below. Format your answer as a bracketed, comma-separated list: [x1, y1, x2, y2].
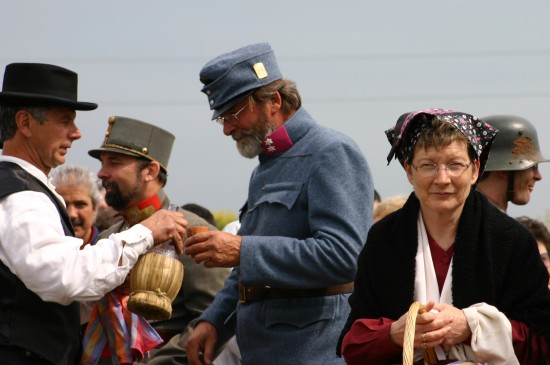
[15, 110, 32, 138]
[144, 161, 161, 182]
[269, 91, 282, 114]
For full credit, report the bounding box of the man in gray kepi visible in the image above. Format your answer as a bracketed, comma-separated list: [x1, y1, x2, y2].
[184, 43, 373, 364]
[86, 116, 230, 363]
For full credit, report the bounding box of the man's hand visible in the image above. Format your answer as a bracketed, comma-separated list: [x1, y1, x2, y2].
[185, 321, 218, 365]
[184, 231, 241, 268]
[141, 209, 187, 254]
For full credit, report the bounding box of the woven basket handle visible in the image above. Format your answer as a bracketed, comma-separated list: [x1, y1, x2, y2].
[403, 301, 438, 365]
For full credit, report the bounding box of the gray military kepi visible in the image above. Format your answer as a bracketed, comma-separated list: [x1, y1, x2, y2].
[88, 116, 174, 173]
[199, 42, 283, 120]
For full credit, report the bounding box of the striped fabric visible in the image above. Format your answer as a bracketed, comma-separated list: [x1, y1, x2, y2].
[81, 291, 163, 365]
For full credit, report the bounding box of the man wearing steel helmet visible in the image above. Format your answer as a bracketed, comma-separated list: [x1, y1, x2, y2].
[477, 115, 549, 213]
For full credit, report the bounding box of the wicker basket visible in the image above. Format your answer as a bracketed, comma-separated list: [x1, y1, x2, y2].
[403, 301, 439, 365]
[403, 302, 485, 365]
[128, 247, 184, 320]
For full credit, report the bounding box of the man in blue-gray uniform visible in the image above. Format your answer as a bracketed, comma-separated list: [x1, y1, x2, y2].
[184, 42, 373, 365]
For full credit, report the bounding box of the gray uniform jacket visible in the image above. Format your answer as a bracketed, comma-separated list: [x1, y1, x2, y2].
[200, 108, 373, 365]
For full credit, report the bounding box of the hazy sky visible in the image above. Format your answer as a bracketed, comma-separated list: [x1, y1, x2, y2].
[1, 0, 549, 221]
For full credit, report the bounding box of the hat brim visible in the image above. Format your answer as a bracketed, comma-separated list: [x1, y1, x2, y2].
[88, 146, 168, 173]
[0, 92, 97, 111]
[89, 146, 145, 161]
[211, 91, 254, 120]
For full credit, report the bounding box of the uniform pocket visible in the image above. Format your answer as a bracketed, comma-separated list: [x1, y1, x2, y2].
[250, 182, 303, 211]
[264, 296, 336, 329]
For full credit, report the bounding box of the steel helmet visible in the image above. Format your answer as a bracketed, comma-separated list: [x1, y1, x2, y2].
[481, 115, 549, 171]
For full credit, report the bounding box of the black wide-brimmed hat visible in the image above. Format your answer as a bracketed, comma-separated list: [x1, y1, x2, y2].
[0, 63, 97, 110]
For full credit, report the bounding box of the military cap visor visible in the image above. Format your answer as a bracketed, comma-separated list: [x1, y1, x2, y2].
[200, 42, 283, 120]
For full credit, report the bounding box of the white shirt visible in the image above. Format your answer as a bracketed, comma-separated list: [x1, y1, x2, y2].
[0, 156, 154, 305]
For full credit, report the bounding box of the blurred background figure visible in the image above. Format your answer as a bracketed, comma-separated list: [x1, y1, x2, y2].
[222, 220, 241, 235]
[50, 164, 106, 325]
[373, 189, 381, 212]
[50, 164, 102, 248]
[182, 202, 217, 227]
[373, 194, 408, 223]
[477, 115, 549, 213]
[516, 216, 550, 287]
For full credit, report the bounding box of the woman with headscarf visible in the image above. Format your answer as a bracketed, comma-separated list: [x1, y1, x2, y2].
[338, 109, 550, 365]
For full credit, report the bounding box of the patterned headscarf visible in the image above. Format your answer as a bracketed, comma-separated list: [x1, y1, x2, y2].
[385, 109, 498, 179]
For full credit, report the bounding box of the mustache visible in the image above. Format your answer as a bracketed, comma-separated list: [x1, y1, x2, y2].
[71, 218, 83, 227]
[232, 128, 256, 141]
[102, 180, 116, 189]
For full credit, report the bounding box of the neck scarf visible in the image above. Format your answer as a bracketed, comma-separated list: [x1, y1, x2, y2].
[414, 214, 453, 361]
[81, 190, 170, 364]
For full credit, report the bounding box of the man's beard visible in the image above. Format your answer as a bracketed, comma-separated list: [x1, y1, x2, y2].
[233, 116, 276, 159]
[102, 179, 142, 211]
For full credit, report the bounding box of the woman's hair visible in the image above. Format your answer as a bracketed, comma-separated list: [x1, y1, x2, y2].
[251, 79, 302, 115]
[410, 118, 477, 163]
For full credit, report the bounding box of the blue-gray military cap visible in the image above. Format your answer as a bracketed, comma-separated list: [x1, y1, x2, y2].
[199, 42, 283, 120]
[88, 116, 174, 173]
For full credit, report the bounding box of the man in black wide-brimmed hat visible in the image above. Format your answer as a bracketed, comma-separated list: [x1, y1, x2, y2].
[0, 63, 187, 365]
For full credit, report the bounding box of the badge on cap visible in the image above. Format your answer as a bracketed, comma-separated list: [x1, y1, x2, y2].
[253, 63, 268, 79]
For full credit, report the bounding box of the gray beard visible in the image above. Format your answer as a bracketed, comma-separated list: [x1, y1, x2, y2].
[236, 134, 264, 158]
[234, 123, 276, 159]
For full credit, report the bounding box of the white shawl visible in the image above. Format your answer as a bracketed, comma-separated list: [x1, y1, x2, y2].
[413, 214, 518, 365]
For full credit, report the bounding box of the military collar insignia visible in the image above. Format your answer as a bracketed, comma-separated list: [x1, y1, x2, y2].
[261, 125, 293, 155]
[121, 189, 169, 227]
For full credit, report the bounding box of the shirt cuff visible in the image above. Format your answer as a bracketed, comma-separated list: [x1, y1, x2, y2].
[113, 224, 154, 267]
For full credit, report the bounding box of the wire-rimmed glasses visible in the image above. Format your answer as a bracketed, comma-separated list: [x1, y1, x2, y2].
[215, 102, 249, 126]
[411, 162, 472, 178]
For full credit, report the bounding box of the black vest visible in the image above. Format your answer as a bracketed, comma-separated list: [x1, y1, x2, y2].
[0, 162, 80, 365]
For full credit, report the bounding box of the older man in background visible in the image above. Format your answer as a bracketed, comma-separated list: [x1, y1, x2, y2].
[50, 164, 103, 247]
